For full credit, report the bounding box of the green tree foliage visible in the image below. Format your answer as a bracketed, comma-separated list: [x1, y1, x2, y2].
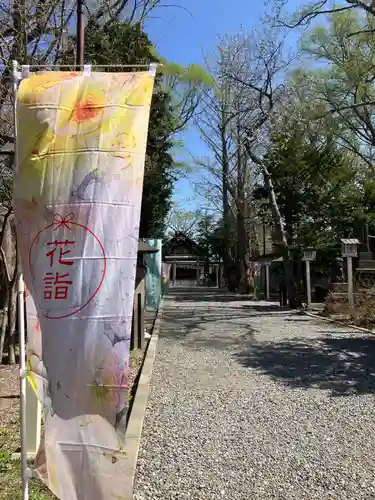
[281, 0, 375, 29]
[291, 9, 375, 235]
[264, 126, 362, 251]
[195, 215, 224, 259]
[81, 21, 214, 237]
[296, 10, 375, 166]
[82, 21, 174, 237]
[141, 88, 175, 237]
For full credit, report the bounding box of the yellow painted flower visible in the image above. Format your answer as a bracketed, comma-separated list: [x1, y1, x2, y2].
[16, 71, 155, 193]
[124, 74, 154, 107]
[90, 339, 129, 424]
[18, 72, 79, 105]
[110, 132, 137, 159]
[48, 81, 107, 138]
[37, 73, 152, 141]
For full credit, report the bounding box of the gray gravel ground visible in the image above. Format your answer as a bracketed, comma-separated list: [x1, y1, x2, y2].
[133, 287, 375, 500]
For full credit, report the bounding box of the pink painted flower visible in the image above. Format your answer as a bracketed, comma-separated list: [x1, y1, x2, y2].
[91, 341, 129, 423]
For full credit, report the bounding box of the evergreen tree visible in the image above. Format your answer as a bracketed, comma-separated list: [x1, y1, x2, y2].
[83, 21, 175, 237]
[263, 128, 362, 251]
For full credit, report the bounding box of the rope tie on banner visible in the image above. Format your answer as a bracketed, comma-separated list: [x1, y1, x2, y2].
[149, 62, 157, 76]
[21, 65, 30, 78]
[53, 213, 75, 231]
[83, 64, 91, 77]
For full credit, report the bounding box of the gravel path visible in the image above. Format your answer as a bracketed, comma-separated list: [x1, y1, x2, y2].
[133, 287, 375, 500]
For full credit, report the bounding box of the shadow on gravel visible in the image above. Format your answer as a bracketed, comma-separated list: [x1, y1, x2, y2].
[236, 336, 375, 396]
[240, 304, 290, 315]
[177, 331, 255, 351]
[315, 330, 357, 335]
[283, 317, 313, 322]
[160, 309, 255, 350]
[240, 304, 282, 311]
[167, 287, 270, 303]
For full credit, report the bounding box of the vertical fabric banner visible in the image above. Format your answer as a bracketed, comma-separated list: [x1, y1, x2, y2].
[13, 70, 155, 499]
[144, 239, 162, 311]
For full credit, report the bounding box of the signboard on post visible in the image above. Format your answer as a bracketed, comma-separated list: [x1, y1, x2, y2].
[302, 249, 317, 308]
[14, 68, 156, 499]
[144, 239, 162, 311]
[341, 239, 360, 307]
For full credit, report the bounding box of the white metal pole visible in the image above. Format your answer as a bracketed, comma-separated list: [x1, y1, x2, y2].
[305, 260, 312, 308]
[25, 378, 41, 456]
[12, 60, 29, 500]
[347, 255, 354, 307]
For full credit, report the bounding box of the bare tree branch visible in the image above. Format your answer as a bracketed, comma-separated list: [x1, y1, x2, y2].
[277, 1, 357, 29]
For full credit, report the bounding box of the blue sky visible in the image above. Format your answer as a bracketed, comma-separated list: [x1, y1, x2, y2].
[145, 0, 302, 211]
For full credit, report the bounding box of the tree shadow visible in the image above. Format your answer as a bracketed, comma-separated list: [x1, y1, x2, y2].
[179, 329, 255, 351]
[236, 335, 375, 396]
[283, 317, 314, 322]
[240, 304, 287, 313]
[167, 287, 264, 303]
[160, 308, 255, 350]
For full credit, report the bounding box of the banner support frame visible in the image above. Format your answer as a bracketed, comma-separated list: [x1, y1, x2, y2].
[12, 59, 30, 500]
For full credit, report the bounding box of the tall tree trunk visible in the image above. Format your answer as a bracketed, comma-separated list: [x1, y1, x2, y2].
[235, 137, 252, 294]
[237, 189, 251, 294]
[0, 290, 9, 363]
[0, 209, 15, 363]
[244, 143, 297, 307]
[7, 284, 17, 364]
[257, 160, 296, 306]
[3, 215, 18, 364]
[237, 206, 249, 294]
[221, 126, 232, 286]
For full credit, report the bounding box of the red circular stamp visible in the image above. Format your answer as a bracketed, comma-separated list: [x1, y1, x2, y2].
[29, 213, 106, 319]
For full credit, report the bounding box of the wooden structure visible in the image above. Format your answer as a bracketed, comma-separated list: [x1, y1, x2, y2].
[356, 246, 375, 288]
[131, 241, 159, 350]
[163, 232, 220, 286]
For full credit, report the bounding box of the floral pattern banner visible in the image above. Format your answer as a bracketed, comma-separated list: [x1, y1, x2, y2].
[13, 70, 155, 499]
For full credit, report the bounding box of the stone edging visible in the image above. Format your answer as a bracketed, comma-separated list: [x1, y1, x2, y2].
[303, 310, 375, 335]
[122, 298, 164, 499]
